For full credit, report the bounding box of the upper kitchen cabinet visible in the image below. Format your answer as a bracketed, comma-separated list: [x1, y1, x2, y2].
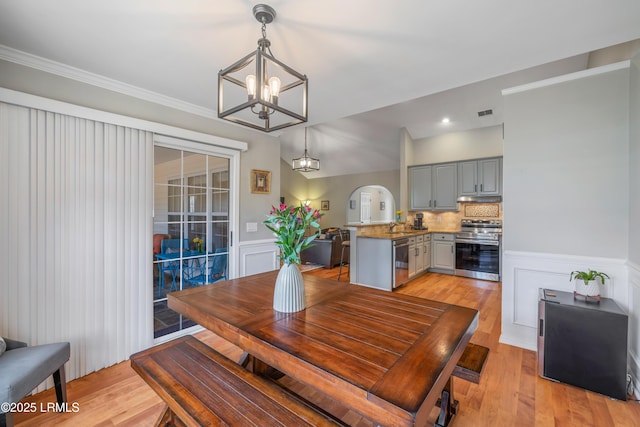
[458, 157, 502, 197]
[432, 163, 458, 210]
[409, 165, 432, 210]
[409, 163, 458, 211]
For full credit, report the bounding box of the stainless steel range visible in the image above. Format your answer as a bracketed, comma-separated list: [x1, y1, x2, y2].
[455, 219, 502, 281]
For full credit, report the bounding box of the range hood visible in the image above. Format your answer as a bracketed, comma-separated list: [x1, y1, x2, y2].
[457, 195, 502, 203]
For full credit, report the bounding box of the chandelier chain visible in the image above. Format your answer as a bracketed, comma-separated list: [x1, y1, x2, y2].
[260, 21, 275, 57]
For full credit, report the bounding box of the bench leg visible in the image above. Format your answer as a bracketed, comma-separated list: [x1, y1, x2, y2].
[53, 365, 67, 406]
[435, 377, 458, 427]
[1, 411, 15, 427]
[155, 404, 185, 427]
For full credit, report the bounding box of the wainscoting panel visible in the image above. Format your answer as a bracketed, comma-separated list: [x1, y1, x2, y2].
[501, 250, 628, 351]
[513, 269, 567, 328]
[238, 239, 279, 277]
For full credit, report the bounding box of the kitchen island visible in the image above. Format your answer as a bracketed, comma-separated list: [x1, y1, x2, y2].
[352, 227, 457, 291]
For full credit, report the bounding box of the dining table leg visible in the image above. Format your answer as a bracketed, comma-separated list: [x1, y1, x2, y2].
[241, 353, 286, 380]
[435, 377, 458, 427]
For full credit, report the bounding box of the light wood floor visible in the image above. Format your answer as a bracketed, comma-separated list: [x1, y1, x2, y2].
[14, 268, 640, 426]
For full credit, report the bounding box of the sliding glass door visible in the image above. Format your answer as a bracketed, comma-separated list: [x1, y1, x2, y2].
[153, 145, 231, 339]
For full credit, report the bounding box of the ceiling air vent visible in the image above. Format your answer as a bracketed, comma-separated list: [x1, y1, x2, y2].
[477, 109, 493, 117]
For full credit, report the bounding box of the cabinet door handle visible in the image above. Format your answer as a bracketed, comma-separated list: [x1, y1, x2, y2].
[434, 200, 437, 208]
[480, 184, 483, 192]
[474, 184, 477, 192]
[429, 200, 432, 207]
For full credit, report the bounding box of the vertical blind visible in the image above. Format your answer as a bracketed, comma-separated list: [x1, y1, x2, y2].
[0, 102, 153, 388]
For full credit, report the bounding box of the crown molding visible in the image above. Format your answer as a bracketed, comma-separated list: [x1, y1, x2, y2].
[0, 44, 216, 119]
[502, 60, 630, 96]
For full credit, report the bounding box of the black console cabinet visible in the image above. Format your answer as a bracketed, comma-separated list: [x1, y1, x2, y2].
[538, 289, 628, 400]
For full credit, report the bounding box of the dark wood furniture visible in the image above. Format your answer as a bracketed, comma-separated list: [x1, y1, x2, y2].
[130, 335, 342, 427]
[452, 343, 489, 384]
[301, 230, 350, 268]
[168, 271, 479, 426]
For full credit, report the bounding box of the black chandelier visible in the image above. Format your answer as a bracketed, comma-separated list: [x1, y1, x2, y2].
[292, 127, 319, 172]
[218, 4, 308, 132]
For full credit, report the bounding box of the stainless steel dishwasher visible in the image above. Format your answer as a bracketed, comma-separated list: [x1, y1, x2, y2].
[393, 238, 410, 288]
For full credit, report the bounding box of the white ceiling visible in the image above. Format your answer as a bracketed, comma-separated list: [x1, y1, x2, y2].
[1, 0, 639, 178]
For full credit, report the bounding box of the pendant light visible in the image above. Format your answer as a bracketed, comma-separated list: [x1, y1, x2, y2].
[218, 4, 308, 132]
[292, 127, 320, 172]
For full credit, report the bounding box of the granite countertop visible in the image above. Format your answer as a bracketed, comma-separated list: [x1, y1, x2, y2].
[358, 229, 432, 240]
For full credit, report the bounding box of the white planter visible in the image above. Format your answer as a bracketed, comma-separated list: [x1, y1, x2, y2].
[273, 263, 306, 313]
[574, 279, 601, 298]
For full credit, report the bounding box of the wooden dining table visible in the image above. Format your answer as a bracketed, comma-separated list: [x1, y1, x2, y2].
[168, 271, 478, 427]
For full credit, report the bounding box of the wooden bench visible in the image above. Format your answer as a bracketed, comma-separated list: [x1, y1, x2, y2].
[452, 342, 489, 384]
[130, 335, 343, 427]
[436, 343, 489, 427]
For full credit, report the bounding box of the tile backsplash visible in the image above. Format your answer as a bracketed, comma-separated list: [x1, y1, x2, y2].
[407, 203, 502, 231]
[464, 203, 500, 218]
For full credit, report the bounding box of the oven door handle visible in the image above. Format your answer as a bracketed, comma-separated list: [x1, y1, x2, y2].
[455, 239, 500, 246]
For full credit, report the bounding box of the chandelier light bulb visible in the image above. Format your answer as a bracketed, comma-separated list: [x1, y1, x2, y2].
[262, 84, 271, 102]
[268, 76, 281, 98]
[246, 75, 257, 98]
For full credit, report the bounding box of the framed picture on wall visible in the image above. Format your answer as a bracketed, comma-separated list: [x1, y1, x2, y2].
[251, 169, 271, 194]
[321, 200, 330, 210]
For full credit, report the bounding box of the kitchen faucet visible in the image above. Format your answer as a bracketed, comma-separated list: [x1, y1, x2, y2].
[389, 222, 397, 232]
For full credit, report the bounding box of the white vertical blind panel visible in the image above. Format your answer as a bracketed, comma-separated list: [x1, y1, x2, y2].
[0, 102, 154, 390]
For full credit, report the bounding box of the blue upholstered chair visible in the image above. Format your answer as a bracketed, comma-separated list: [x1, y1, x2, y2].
[0, 337, 70, 427]
[182, 248, 228, 287]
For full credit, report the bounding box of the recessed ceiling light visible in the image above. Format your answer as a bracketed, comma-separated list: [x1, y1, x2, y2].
[442, 117, 450, 124]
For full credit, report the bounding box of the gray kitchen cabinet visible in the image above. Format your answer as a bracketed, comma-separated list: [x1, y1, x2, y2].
[355, 233, 431, 291]
[409, 163, 457, 211]
[355, 237, 394, 291]
[432, 163, 458, 210]
[409, 165, 432, 210]
[458, 157, 502, 197]
[413, 235, 424, 276]
[431, 233, 455, 273]
[422, 234, 431, 271]
[408, 238, 416, 278]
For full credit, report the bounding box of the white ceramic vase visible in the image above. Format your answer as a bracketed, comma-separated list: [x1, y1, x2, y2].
[273, 263, 306, 313]
[574, 279, 601, 297]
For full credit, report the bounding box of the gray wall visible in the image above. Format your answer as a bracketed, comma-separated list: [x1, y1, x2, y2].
[630, 53, 640, 264]
[503, 67, 630, 257]
[411, 125, 503, 165]
[0, 60, 282, 243]
[280, 159, 310, 208]
[280, 169, 400, 229]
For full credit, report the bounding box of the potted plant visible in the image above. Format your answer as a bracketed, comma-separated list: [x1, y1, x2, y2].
[570, 269, 609, 300]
